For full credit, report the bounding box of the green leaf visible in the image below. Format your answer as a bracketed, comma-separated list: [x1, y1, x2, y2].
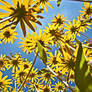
[57, 0, 62, 7]
[37, 41, 47, 64]
[75, 42, 92, 92]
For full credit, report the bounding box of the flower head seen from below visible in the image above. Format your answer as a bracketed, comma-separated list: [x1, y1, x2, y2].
[28, 67, 38, 83]
[20, 59, 32, 70]
[28, 80, 43, 92]
[43, 24, 64, 47]
[52, 81, 65, 92]
[47, 50, 62, 67]
[0, 0, 43, 37]
[80, 2, 92, 18]
[40, 70, 55, 84]
[64, 19, 86, 39]
[52, 14, 66, 28]
[0, 27, 17, 44]
[19, 29, 52, 54]
[0, 71, 11, 89]
[0, 54, 8, 71]
[6, 53, 23, 72]
[16, 67, 28, 85]
[35, 0, 53, 12]
[40, 85, 51, 92]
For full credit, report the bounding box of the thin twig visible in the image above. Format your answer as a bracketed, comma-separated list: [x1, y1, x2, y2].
[14, 67, 17, 92]
[17, 52, 38, 92]
[47, 66, 75, 92]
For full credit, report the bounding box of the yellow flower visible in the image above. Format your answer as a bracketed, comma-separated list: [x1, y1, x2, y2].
[19, 59, 32, 70]
[40, 85, 51, 92]
[40, 70, 55, 84]
[52, 14, 66, 28]
[0, 0, 43, 37]
[58, 47, 75, 75]
[64, 19, 84, 39]
[28, 80, 43, 92]
[52, 81, 65, 92]
[43, 24, 64, 47]
[47, 50, 62, 67]
[16, 67, 28, 84]
[6, 53, 23, 72]
[0, 54, 8, 71]
[80, 3, 92, 18]
[0, 27, 17, 44]
[35, 0, 53, 12]
[77, 16, 91, 31]
[27, 67, 38, 83]
[0, 71, 11, 89]
[19, 29, 52, 54]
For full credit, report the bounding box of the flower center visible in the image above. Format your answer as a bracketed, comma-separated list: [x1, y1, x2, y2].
[52, 57, 58, 65]
[44, 88, 50, 92]
[71, 26, 78, 33]
[57, 18, 63, 25]
[40, 0, 48, 4]
[45, 73, 51, 79]
[12, 60, 19, 66]
[0, 60, 4, 67]
[10, 2, 26, 19]
[3, 31, 11, 38]
[86, 7, 92, 15]
[39, 40, 44, 46]
[30, 73, 35, 78]
[24, 64, 29, 69]
[19, 71, 25, 77]
[0, 82, 3, 87]
[58, 85, 63, 90]
[35, 85, 39, 88]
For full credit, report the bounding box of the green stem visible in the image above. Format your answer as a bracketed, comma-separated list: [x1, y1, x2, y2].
[17, 52, 38, 92]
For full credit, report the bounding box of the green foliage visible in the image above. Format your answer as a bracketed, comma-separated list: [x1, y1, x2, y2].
[57, 0, 62, 7]
[75, 42, 92, 92]
[37, 41, 47, 64]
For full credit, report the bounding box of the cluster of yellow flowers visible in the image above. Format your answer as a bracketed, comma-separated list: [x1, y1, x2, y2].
[0, 0, 92, 92]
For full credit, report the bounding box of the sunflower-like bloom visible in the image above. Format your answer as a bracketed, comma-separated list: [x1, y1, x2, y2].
[0, 0, 43, 37]
[0, 54, 8, 71]
[80, 3, 92, 18]
[40, 85, 51, 92]
[52, 81, 65, 92]
[16, 68, 28, 85]
[0, 27, 17, 44]
[64, 19, 87, 39]
[43, 24, 65, 47]
[19, 29, 52, 54]
[0, 71, 12, 89]
[58, 46, 75, 74]
[19, 59, 32, 70]
[77, 16, 91, 31]
[47, 50, 62, 67]
[28, 80, 43, 92]
[35, 0, 53, 12]
[40, 70, 55, 84]
[56, 46, 76, 83]
[27, 67, 38, 83]
[51, 14, 66, 28]
[6, 53, 23, 72]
